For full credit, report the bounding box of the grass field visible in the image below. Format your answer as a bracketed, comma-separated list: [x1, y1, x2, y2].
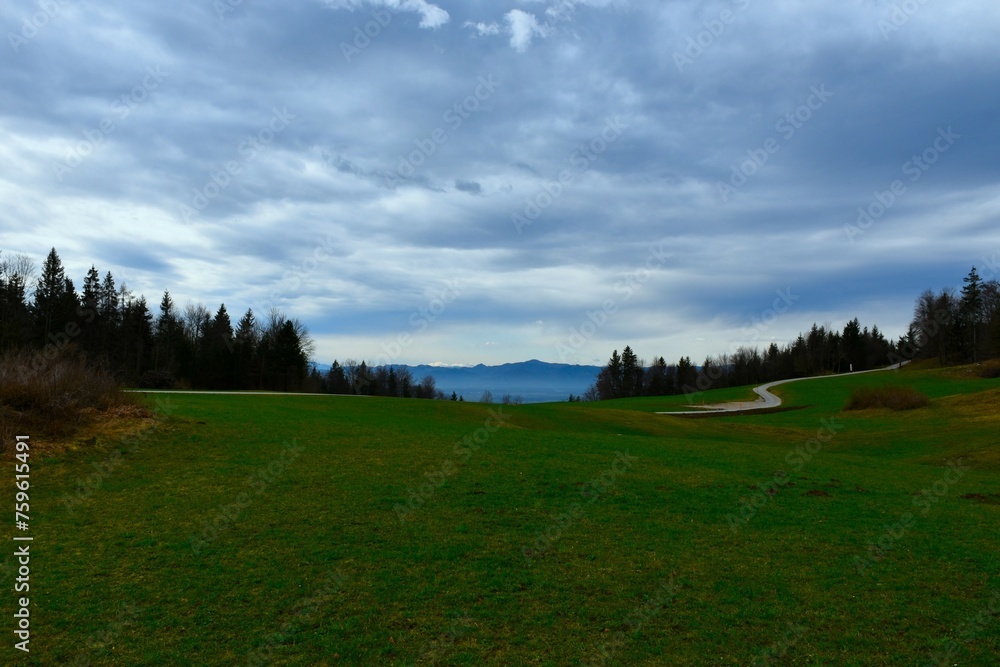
[4, 365, 999, 665]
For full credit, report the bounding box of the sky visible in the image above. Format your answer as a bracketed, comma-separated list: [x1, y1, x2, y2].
[2, 0, 999, 367]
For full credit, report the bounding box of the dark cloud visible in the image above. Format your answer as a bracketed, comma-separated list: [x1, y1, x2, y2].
[454, 179, 482, 195]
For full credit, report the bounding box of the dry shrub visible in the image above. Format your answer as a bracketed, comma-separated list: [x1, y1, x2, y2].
[0, 347, 146, 448]
[974, 359, 1000, 379]
[844, 385, 930, 412]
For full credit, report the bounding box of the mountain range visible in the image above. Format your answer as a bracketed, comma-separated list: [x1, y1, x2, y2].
[312, 360, 601, 403]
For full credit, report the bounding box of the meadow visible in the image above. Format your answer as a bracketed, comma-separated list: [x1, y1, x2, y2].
[4, 364, 999, 665]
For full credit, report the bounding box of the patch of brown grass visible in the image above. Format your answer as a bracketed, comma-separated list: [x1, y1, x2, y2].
[844, 385, 930, 412]
[974, 359, 1000, 379]
[0, 348, 151, 452]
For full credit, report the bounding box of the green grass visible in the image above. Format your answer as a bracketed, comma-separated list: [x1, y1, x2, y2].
[4, 366, 1000, 665]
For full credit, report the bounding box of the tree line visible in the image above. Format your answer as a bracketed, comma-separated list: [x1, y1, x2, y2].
[1, 247, 451, 397]
[905, 267, 1000, 366]
[5, 250, 997, 400]
[587, 267, 1000, 401]
[317, 359, 446, 399]
[2, 248, 315, 391]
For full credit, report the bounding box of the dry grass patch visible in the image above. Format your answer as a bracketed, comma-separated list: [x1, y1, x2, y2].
[844, 385, 930, 412]
[0, 348, 151, 452]
[974, 359, 1000, 379]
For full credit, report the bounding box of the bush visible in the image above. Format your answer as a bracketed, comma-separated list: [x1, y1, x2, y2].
[138, 370, 176, 389]
[974, 359, 1000, 379]
[844, 386, 930, 412]
[0, 347, 146, 447]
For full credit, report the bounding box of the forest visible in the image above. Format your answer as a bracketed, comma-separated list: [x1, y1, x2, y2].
[585, 267, 1000, 401]
[2, 249, 997, 401]
[0, 248, 447, 397]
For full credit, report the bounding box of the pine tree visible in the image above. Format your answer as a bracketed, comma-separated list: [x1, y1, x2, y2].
[326, 360, 350, 394]
[96, 271, 120, 364]
[646, 356, 669, 395]
[78, 266, 102, 357]
[121, 296, 154, 381]
[205, 304, 235, 388]
[677, 356, 695, 393]
[961, 267, 984, 362]
[842, 318, 864, 371]
[234, 309, 259, 389]
[621, 345, 642, 397]
[153, 291, 182, 375]
[0, 252, 33, 351]
[31, 248, 68, 344]
[271, 319, 308, 391]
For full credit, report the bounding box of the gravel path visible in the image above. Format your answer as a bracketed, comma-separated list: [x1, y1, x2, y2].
[658, 362, 908, 416]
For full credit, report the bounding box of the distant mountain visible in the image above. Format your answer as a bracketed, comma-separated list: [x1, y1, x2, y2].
[311, 360, 601, 403]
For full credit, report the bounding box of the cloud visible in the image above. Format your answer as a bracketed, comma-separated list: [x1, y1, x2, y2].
[464, 10, 550, 52]
[3, 0, 1000, 367]
[505, 9, 549, 52]
[455, 180, 482, 195]
[464, 21, 502, 37]
[322, 0, 449, 29]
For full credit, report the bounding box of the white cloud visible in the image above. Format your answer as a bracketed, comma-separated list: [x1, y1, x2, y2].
[464, 20, 502, 37]
[505, 9, 549, 52]
[467, 0, 622, 52]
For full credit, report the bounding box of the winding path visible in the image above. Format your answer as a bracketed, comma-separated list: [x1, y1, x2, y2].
[657, 362, 908, 416]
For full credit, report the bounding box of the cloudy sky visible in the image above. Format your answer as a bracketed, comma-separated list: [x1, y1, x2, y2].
[3, 0, 999, 366]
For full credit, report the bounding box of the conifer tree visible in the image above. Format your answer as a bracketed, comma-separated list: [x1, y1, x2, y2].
[961, 267, 984, 361]
[31, 248, 69, 344]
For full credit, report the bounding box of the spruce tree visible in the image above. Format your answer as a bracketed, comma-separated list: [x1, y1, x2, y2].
[234, 309, 259, 389]
[31, 248, 68, 344]
[0, 252, 33, 351]
[961, 267, 984, 361]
